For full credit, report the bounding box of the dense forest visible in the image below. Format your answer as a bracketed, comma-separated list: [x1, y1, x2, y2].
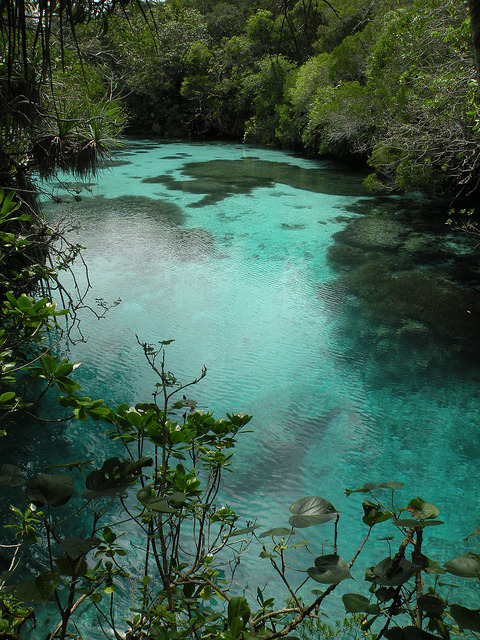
[2, 1, 480, 639]
[2, 0, 480, 203]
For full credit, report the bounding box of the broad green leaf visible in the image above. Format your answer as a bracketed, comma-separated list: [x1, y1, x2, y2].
[395, 519, 443, 528]
[229, 616, 243, 636]
[41, 355, 58, 373]
[200, 585, 212, 600]
[54, 360, 74, 377]
[26, 474, 74, 507]
[346, 483, 382, 496]
[362, 500, 392, 526]
[417, 594, 446, 615]
[342, 593, 380, 614]
[137, 486, 154, 504]
[55, 557, 88, 577]
[407, 497, 440, 520]
[444, 553, 480, 578]
[225, 525, 260, 538]
[0, 464, 25, 487]
[375, 587, 396, 603]
[10, 580, 45, 604]
[143, 498, 177, 513]
[228, 597, 250, 625]
[35, 571, 60, 600]
[60, 536, 94, 559]
[259, 527, 293, 539]
[384, 627, 439, 640]
[0, 391, 15, 403]
[346, 482, 403, 496]
[368, 557, 415, 586]
[450, 605, 480, 632]
[84, 457, 151, 499]
[422, 556, 446, 575]
[289, 496, 338, 528]
[308, 554, 352, 584]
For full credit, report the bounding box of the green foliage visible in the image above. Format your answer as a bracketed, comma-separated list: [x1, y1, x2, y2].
[0, 190, 86, 437]
[243, 55, 296, 144]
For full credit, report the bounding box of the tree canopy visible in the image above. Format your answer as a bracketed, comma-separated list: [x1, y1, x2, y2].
[1, 0, 480, 198]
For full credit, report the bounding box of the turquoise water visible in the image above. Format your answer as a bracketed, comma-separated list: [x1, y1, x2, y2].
[4, 139, 480, 635]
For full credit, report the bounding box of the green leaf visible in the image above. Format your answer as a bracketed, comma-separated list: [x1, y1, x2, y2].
[289, 496, 338, 528]
[259, 527, 293, 539]
[444, 553, 480, 578]
[450, 605, 480, 632]
[84, 457, 151, 499]
[200, 585, 212, 600]
[0, 464, 25, 487]
[375, 587, 396, 603]
[342, 593, 380, 615]
[41, 355, 58, 373]
[225, 525, 260, 538]
[229, 616, 243, 636]
[55, 557, 88, 577]
[395, 519, 443, 528]
[0, 391, 15, 403]
[417, 594, 446, 615]
[26, 474, 74, 507]
[407, 497, 440, 520]
[346, 482, 403, 496]
[368, 557, 415, 586]
[384, 627, 439, 640]
[143, 498, 177, 513]
[308, 554, 352, 584]
[380, 482, 404, 490]
[60, 536, 94, 559]
[228, 597, 250, 626]
[54, 360, 74, 377]
[362, 500, 392, 526]
[35, 571, 60, 600]
[10, 581, 45, 604]
[56, 378, 82, 394]
[421, 556, 446, 575]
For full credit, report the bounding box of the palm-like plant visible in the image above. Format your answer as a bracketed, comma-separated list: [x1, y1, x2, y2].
[0, 0, 144, 201]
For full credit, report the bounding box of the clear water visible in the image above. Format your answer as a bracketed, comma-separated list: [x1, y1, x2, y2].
[3, 139, 480, 636]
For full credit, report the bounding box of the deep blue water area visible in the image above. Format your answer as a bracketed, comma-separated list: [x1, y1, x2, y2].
[3, 139, 480, 636]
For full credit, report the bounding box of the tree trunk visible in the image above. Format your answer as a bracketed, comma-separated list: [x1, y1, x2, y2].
[468, 0, 480, 100]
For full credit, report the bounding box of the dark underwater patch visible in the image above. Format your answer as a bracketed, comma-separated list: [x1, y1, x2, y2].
[327, 206, 480, 360]
[63, 194, 186, 226]
[98, 159, 133, 168]
[141, 157, 367, 206]
[161, 154, 192, 159]
[281, 223, 306, 230]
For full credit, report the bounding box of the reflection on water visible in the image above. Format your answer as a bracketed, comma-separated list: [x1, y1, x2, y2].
[3, 139, 480, 636]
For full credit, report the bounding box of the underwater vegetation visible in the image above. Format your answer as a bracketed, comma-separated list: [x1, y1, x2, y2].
[327, 208, 480, 363]
[142, 157, 367, 207]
